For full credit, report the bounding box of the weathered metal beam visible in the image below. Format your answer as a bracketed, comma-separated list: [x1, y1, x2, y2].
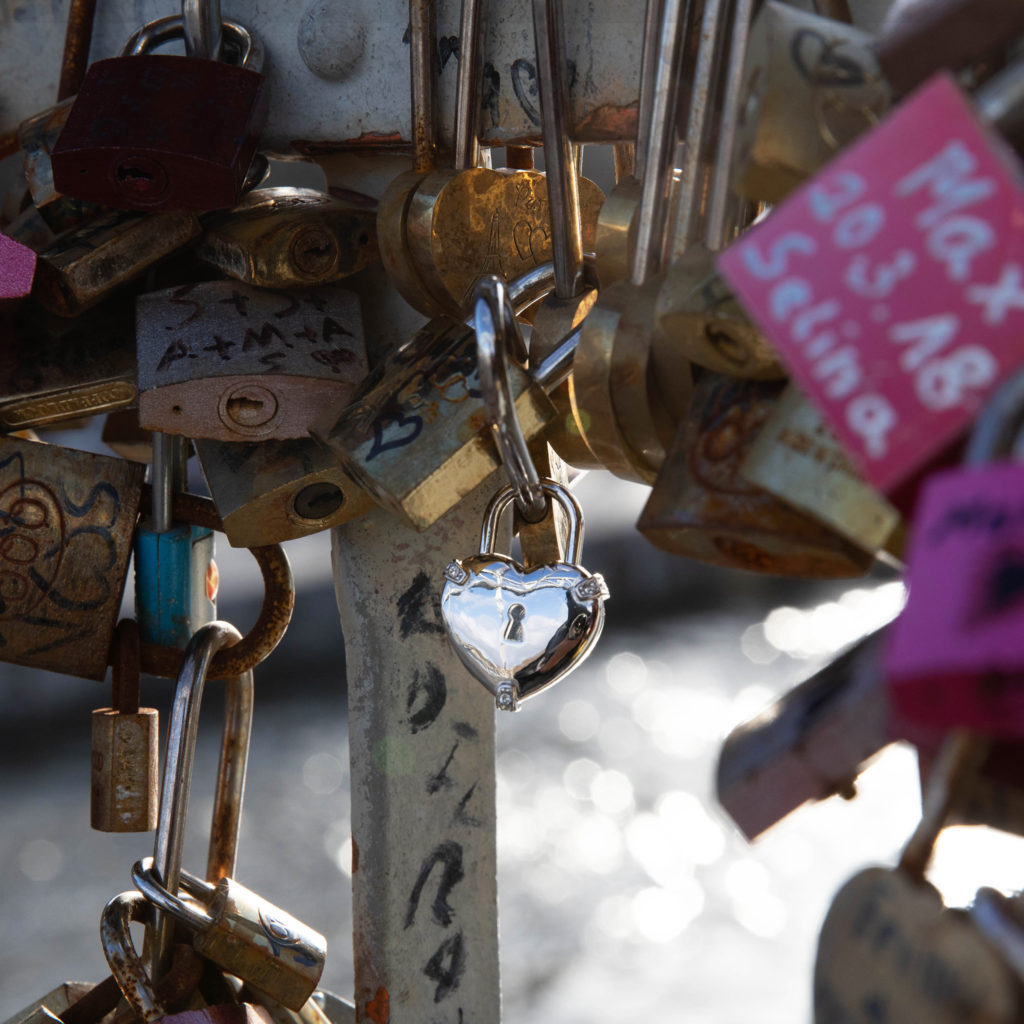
[332, 473, 506, 1024]
[0, 0, 895, 153]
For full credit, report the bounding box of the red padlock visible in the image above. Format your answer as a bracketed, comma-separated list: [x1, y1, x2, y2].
[51, 15, 268, 212]
[885, 368, 1024, 736]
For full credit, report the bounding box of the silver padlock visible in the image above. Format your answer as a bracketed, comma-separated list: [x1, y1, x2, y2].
[440, 479, 609, 712]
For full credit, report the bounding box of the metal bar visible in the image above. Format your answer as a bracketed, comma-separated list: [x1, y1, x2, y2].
[705, 0, 757, 251]
[57, 0, 99, 101]
[453, 0, 484, 170]
[410, 0, 439, 172]
[333, 476, 505, 1024]
[631, 0, 688, 284]
[533, 0, 583, 298]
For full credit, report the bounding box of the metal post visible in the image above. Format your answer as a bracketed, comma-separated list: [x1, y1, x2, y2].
[332, 474, 506, 1024]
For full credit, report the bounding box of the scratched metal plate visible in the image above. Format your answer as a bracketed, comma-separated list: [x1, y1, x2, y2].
[0, 0, 894, 152]
[0, 437, 143, 680]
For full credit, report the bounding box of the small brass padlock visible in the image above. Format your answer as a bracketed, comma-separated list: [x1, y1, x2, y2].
[134, 860, 327, 1013]
[91, 618, 159, 833]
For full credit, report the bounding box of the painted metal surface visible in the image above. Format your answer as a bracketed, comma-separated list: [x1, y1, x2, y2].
[0, 0, 893, 153]
[333, 473, 506, 1024]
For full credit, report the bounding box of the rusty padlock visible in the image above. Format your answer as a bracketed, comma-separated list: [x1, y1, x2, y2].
[51, 14, 268, 212]
[0, 435, 144, 680]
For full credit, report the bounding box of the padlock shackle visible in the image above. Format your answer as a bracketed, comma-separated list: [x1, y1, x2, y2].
[151, 621, 253, 980]
[480, 479, 583, 562]
[101, 890, 205, 1019]
[121, 14, 264, 73]
[101, 891, 167, 1022]
[133, 858, 214, 932]
[532, 0, 584, 300]
[475, 275, 546, 520]
[965, 365, 1024, 465]
[133, 489, 295, 680]
[182, 0, 222, 61]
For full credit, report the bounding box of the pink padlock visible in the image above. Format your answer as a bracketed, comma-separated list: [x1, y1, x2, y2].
[0, 231, 37, 308]
[886, 367, 1024, 735]
[718, 73, 1024, 498]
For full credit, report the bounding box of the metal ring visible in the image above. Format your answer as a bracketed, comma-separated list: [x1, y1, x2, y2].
[474, 275, 547, 521]
[133, 860, 211, 933]
[133, 490, 295, 680]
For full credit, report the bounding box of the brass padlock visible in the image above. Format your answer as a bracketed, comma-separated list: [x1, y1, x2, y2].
[654, 243, 785, 380]
[195, 436, 375, 547]
[732, 1, 891, 203]
[32, 207, 201, 317]
[637, 373, 875, 577]
[17, 99, 104, 234]
[527, 0, 601, 469]
[315, 266, 569, 531]
[0, 435, 144, 679]
[91, 618, 159, 832]
[136, 281, 367, 441]
[573, 0, 693, 483]
[1, 298, 136, 430]
[133, 861, 327, 1013]
[195, 186, 379, 289]
[739, 383, 905, 560]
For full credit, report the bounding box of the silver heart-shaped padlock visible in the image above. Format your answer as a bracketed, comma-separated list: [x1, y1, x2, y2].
[441, 481, 609, 711]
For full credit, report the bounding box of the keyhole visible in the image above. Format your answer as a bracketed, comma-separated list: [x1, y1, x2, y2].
[504, 603, 526, 642]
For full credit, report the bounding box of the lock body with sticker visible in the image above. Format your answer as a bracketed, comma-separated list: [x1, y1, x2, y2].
[51, 16, 268, 212]
[137, 281, 367, 442]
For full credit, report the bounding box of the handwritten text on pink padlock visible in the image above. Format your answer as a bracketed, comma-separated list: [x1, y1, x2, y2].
[886, 463, 1024, 735]
[718, 74, 1024, 494]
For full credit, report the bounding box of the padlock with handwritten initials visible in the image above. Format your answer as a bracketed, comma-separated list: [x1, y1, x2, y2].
[719, 71, 1024, 501]
[886, 368, 1024, 736]
[137, 281, 367, 442]
[195, 186, 379, 289]
[51, 16, 268, 212]
[0, 436, 143, 680]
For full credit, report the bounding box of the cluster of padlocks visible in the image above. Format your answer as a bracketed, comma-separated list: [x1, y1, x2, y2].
[5, 0, 1024, 1018]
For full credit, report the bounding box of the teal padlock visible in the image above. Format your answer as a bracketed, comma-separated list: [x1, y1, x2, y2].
[135, 433, 217, 648]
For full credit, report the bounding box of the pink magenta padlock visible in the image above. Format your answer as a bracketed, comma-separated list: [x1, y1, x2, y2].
[885, 367, 1024, 735]
[718, 72, 1024, 498]
[0, 231, 37, 308]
